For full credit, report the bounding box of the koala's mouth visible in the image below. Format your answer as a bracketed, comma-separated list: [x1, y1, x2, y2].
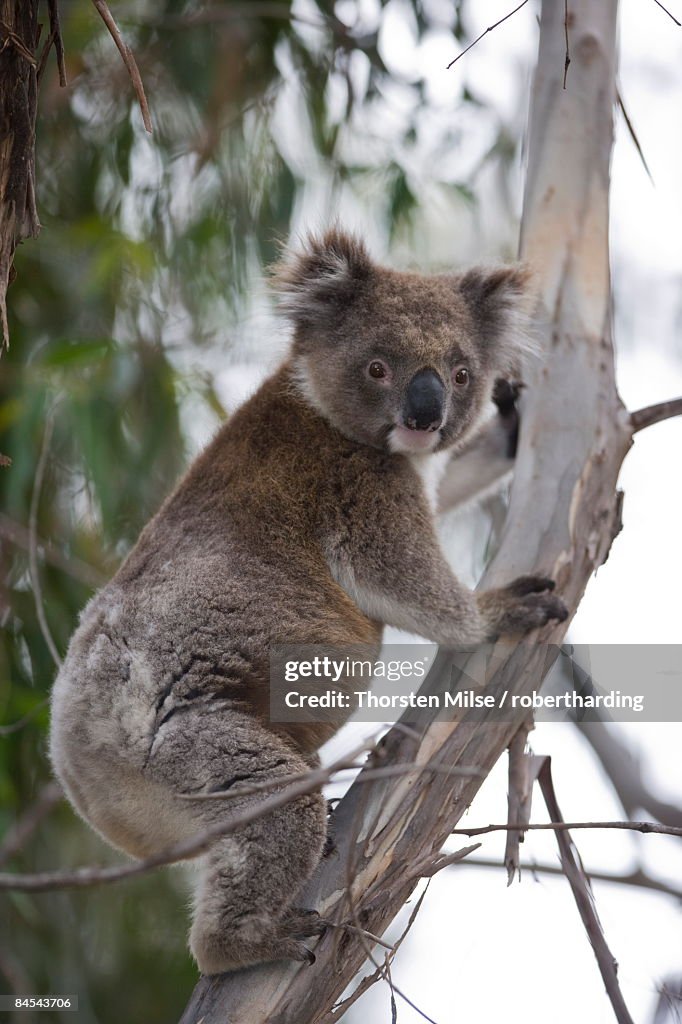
[388, 424, 442, 454]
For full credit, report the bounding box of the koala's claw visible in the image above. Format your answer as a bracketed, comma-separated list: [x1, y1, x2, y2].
[281, 907, 328, 939]
[517, 592, 569, 628]
[303, 948, 316, 966]
[503, 574, 556, 597]
[479, 577, 568, 637]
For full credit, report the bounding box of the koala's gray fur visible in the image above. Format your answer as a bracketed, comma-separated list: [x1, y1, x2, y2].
[50, 229, 567, 976]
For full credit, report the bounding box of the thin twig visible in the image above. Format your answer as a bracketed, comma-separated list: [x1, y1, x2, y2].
[453, 855, 682, 901]
[630, 397, 682, 432]
[617, 88, 653, 182]
[28, 410, 62, 668]
[0, 782, 63, 867]
[90, 0, 152, 133]
[36, 27, 57, 85]
[329, 922, 394, 953]
[47, 0, 67, 86]
[0, 699, 49, 737]
[0, 513, 105, 588]
[650, 0, 681, 27]
[452, 819, 682, 838]
[416, 842, 482, 878]
[446, 0, 530, 70]
[563, 0, 571, 89]
[339, 847, 440, 1024]
[0, 742, 377, 892]
[179, 760, 484, 802]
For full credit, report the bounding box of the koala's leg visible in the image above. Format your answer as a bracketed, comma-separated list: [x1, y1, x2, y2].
[189, 793, 327, 975]
[145, 708, 327, 975]
[438, 380, 521, 514]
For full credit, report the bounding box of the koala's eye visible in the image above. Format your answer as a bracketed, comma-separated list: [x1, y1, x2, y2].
[453, 367, 469, 386]
[368, 360, 388, 380]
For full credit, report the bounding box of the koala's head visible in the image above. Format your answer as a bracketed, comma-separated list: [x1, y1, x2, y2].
[274, 229, 534, 455]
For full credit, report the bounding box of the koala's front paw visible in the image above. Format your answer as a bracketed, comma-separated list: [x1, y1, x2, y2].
[492, 378, 524, 457]
[478, 575, 568, 638]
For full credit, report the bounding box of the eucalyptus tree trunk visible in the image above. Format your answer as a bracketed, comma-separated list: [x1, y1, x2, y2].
[180, 1, 631, 1020]
[0, 0, 41, 351]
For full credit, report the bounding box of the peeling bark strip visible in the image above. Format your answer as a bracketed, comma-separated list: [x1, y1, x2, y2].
[179, 3, 633, 1021]
[0, 0, 41, 351]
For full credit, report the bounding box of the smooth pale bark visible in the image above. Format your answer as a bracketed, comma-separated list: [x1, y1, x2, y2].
[0, 0, 40, 349]
[180, 2, 631, 1021]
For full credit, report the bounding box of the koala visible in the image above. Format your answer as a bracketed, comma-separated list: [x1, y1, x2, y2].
[49, 229, 567, 976]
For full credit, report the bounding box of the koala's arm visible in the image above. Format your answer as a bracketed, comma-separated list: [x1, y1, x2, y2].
[438, 379, 520, 514]
[329, 469, 566, 645]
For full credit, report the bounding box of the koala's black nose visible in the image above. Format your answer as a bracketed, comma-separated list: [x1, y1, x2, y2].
[403, 369, 445, 432]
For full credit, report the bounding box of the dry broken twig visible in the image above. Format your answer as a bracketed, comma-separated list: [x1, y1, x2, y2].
[504, 721, 536, 884]
[90, 0, 152, 133]
[537, 758, 635, 1024]
[47, 0, 67, 86]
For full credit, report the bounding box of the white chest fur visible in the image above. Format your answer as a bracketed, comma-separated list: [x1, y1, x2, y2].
[407, 449, 451, 513]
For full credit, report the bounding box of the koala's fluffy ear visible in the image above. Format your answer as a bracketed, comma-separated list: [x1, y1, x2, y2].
[457, 264, 536, 371]
[273, 228, 374, 328]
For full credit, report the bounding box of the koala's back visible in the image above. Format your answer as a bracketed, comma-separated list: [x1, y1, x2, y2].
[50, 365, 382, 842]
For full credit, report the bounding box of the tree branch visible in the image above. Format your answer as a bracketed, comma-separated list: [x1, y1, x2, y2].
[454, 856, 682, 901]
[0, 743, 374, 892]
[630, 397, 682, 433]
[452, 819, 682, 838]
[90, 0, 152, 133]
[0, 757, 489, 894]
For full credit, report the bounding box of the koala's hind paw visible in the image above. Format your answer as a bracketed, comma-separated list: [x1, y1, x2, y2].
[281, 907, 329, 939]
[191, 915, 323, 975]
[479, 577, 568, 637]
